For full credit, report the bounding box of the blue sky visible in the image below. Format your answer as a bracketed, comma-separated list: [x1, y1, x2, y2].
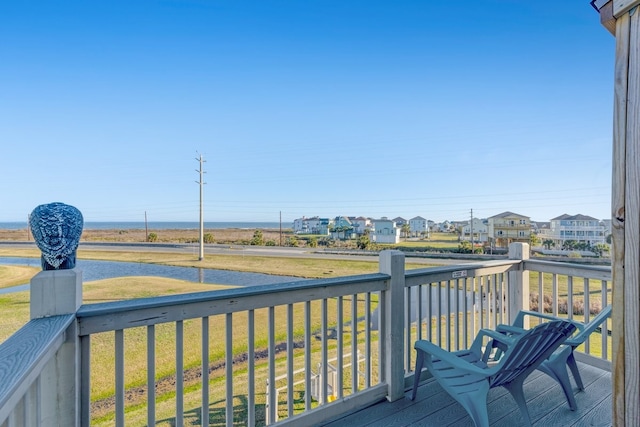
[0, 1, 615, 223]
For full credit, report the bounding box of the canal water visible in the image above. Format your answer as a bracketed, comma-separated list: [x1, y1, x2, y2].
[0, 257, 304, 294]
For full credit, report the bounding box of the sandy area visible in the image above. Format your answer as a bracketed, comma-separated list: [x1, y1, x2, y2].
[0, 227, 293, 245]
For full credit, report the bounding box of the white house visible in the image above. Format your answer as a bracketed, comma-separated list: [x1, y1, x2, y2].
[351, 216, 372, 236]
[461, 218, 489, 243]
[438, 220, 453, 232]
[409, 216, 428, 238]
[372, 218, 400, 244]
[292, 216, 331, 235]
[393, 217, 407, 228]
[548, 214, 607, 247]
[487, 211, 531, 248]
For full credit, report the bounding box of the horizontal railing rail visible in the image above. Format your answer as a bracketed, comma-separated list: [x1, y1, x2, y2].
[0, 314, 75, 426]
[76, 274, 388, 335]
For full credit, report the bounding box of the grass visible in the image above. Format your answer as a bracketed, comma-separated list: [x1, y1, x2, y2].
[0, 247, 434, 279]
[395, 232, 460, 249]
[0, 264, 39, 289]
[0, 277, 234, 344]
[0, 291, 30, 343]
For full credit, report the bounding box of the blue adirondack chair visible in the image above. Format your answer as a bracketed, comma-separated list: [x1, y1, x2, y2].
[411, 320, 576, 427]
[495, 305, 612, 411]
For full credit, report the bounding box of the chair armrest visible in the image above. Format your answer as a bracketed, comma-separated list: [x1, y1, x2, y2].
[469, 328, 515, 357]
[476, 327, 516, 346]
[515, 310, 583, 332]
[415, 339, 491, 376]
[496, 324, 526, 335]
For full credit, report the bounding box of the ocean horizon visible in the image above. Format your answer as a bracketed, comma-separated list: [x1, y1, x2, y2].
[0, 221, 293, 230]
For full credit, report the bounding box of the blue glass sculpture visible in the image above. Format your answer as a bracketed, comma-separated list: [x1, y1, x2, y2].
[29, 202, 84, 270]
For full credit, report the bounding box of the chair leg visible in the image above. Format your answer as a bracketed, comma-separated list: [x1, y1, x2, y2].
[567, 351, 584, 391]
[539, 346, 578, 410]
[542, 360, 578, 411]
[503, 378, 532, 427]
[411, 349, 425, 400]
[461, 393, 490, 427]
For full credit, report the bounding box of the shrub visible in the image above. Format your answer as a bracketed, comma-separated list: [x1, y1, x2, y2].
[250, 230, 264, 246]
[285, 236, 298, 247]
[203, 233, 214, 244]
[357, 235, 371, 250]
[529, 292, 603, 316]
[147, 232, 158, 242]
[457, 241, 472, 253]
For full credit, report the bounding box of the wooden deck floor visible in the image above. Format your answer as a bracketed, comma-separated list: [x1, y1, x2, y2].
[322, 362, 611, 426]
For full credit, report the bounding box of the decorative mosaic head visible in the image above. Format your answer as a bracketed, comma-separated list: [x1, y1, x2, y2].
[29, 202, 84, 270]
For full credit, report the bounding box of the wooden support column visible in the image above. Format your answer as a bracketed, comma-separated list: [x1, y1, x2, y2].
[379, 250, 405, 402]
[30, 269, 82, 427]
[507, 243, 530, 326]
[609, 2, 640, 425]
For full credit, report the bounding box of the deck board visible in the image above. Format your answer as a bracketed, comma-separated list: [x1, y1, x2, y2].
[321, 362, 612, 427]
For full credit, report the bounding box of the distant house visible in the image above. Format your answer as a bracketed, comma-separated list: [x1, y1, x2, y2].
[548, 214, 606, 248]
[351, 216, 372, 236]
[330, 216, 355, 240]
[409, 216, 428, 238]
[372, 217, 400, 244]
[393, 217, 407, 228]
[461, 218, 489, 243]
[438, 220, 453, 232]
[535, 221, 552, 242]
[487, 211, 531, 248]
[293, 216, 330, 235]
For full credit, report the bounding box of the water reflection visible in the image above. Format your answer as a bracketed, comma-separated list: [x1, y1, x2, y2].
[0, 257, 303, 293]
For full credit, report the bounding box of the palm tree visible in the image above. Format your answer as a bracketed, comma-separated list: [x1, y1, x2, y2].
[401, 223, 410, 238]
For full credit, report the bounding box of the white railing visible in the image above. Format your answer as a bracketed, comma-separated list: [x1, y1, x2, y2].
[0, 315, 76, 426]
[0, 243, 612, 427]
[523, 258, 612, 368]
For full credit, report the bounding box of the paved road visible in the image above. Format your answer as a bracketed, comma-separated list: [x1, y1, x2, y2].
[0, 241, 491, 266]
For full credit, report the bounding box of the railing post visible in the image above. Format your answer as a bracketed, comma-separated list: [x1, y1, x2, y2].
[508, 242, 530, 326]
[379, 250, 405, 402]
[30, 268, 82, 427]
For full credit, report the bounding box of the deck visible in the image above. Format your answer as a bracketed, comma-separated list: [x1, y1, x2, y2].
[323, 362, 612, 427]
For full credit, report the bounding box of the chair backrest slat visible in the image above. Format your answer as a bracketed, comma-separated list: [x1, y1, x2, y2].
[490, 320, 576, 387]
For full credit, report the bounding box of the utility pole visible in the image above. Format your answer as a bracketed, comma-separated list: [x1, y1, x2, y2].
[196, 152, 206, 261]
[279, 211, 282, 246]
[470, 209, 473, 247]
